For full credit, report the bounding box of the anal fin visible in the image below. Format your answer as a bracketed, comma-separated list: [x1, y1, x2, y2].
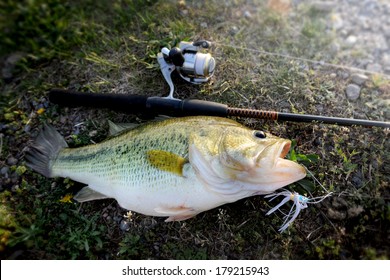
[73, 186, 110, 202]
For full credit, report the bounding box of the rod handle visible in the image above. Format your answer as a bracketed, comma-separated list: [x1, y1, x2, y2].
[49, 89, 148, 113]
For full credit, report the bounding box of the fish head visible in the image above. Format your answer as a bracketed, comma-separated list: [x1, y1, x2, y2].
[215, 127, 306, 193]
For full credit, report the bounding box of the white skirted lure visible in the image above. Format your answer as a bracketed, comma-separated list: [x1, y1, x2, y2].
[265, 190, 332, 232]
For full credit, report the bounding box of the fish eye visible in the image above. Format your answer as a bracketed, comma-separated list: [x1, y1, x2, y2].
[253, 130, 266, 139]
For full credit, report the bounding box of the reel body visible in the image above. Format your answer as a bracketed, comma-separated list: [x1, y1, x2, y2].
[158, 40, 215, 99]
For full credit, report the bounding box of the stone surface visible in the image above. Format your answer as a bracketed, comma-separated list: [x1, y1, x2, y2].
[348, 206, 364, 218]
[119, 219, 131, 231]
[6, 156, 18, 166]
[311, 1, 335, 12]
[345, 84, 361, 100]
[350, 73, 369, 85]
[328, 208, 347, 220]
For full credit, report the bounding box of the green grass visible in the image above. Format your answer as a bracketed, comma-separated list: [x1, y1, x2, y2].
[1, 0, 389, 260]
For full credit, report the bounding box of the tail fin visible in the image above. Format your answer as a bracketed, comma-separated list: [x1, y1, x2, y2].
[25, 124, 68, 178]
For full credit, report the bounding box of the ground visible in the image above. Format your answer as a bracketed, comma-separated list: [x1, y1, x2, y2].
[0, 0, 389, 259]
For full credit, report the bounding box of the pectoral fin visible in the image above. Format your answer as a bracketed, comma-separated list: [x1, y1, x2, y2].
[147, 150, 188, 176]
[73, 186, 110, 202]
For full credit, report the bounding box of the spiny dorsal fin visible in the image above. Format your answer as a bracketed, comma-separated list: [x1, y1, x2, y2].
[147, 150, 188, 176]
[108, 116, 172, 136]
[73, 186, 109, 202]
[108, 120, 140, 136]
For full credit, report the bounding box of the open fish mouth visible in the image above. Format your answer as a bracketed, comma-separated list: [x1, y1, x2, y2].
[273, 140, 306, 184]
[249, 139, 306, 189]
[254, 139, 292, 167]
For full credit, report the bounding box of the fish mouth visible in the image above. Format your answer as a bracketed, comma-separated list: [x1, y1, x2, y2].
[255, 140, 292, 166]
[251, 140, 306, 190]
[272, 140, 306, 185]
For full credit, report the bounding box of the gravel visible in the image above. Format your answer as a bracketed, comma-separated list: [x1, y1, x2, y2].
[327, 0, 390, 75]
[297, 0, 390, 107]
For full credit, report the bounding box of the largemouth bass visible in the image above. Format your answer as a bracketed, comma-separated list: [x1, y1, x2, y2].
[26, 116, 306, 221]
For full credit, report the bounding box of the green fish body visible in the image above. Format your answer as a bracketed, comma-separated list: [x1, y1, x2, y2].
[26, 116, 306, 221]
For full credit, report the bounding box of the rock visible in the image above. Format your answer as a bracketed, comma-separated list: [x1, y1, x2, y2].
[350, 73, 368, 85]
[119, 219, 131, 231]
[328, 208, 346, 220]
[6, 156, 18, 166]
[351, 173, 363, 188]
[366, 63, 382, 73]
[345, 84, 361, 100]
[348, 206, 364, 218]
[88, 130, 98, 137]
[311, 1, 335, 12]
[11, 184, 20, 192]
[180, 9, 188, 16]
[140, 217, 157, 230]
[337, 70, 349, 79]
[229, 26, 239, 36]
[243, 10, 252, 19]
[331, 197, 348, 209]
[381, 53, 390, 67]
[1, 166, 9, 176]
[315, 104, 324, 113]
[345, 35, 358, 46]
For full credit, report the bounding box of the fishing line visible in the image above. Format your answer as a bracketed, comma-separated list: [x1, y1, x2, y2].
[304, 166, 331, 195]
[213, 41, 390, 79]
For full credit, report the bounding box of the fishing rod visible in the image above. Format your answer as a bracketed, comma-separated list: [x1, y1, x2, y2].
[49, 40, 390, 128]
[49, 89, 389, 128]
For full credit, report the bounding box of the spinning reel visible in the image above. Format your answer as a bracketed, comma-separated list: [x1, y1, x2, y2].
[157, 40, 216, 99]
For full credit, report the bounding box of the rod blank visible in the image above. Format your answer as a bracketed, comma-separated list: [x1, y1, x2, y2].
[227, 107, 390, 128]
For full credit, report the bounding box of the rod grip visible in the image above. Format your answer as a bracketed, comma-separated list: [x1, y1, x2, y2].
[49, 89, 148, 113]
[145, 98, 228, 116]
[49, 89, 228, 117]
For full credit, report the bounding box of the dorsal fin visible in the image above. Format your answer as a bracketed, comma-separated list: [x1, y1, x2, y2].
[108, 120, 140, 136]
[147, 150, 188, 176]
[108, 116, 172, 136]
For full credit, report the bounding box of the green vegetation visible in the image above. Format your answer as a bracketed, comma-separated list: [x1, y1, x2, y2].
[1, 0, 388, 259]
